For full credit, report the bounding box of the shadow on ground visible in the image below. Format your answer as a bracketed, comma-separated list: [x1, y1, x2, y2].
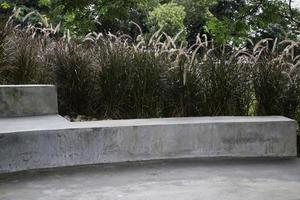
[0, 158, 300, 200]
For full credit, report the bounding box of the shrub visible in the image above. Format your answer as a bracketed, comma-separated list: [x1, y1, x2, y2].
[162, 47, 252, 117]
[253, 56, 300, 118]
[92, 40, 169, 119]
[0, 21, 54, 84]
[161, 62, 201, 117]
[52, 42, 96, 116]
[250, 39, 300, 120]
[197, 51, 253, 116]
[4, 32, 43, 84]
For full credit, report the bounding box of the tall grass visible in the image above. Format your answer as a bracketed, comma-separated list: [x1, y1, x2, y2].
[0, 20, 11, 84]
[0, 20, 53, 85]
[242, 38, 300, 121]
[0, 17, 300, 121]
[52, 42, 96, 116]
[6, 32, 41, 84]
[86, 35, 171, 119]
[197, 52, 252, 116]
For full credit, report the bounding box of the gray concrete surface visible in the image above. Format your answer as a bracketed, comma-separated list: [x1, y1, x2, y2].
[0, 115, 69, 133]
[0, 116, 297, 174]
[0, 158, 300, 200]
[1, 115, 295, 133]
[0, 85, 58, 118]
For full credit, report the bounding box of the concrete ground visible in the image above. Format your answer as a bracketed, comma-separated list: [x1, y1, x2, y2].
[0, 158, 300, 200]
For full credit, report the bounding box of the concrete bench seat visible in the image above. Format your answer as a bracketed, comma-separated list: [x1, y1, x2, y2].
[0, 85, 298, 174]
[0, 115, 69, 133]
[0, 115, 295, 133]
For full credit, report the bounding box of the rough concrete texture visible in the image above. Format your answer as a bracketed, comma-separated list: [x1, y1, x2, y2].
[297, 135, 300, 157]
[0, 116, 297, 174]
[0, 158, 300, 200]
[1, 115, 296, 133]
[0, 85, 58, 118]
[0, 115, 69, 133]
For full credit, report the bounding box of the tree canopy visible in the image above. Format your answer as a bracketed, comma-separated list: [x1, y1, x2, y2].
[1, 0, 300, 44]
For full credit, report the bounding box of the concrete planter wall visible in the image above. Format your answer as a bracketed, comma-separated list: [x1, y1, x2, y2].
[0, 85, 58, 118]
[0, 85, 298, 174]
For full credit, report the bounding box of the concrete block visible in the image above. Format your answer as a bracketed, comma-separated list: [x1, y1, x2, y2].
[0, 85, 58, 118]
[0, 116, 297, 174]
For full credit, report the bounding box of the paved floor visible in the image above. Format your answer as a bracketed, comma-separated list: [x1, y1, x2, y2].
[0, 158, 300, 200]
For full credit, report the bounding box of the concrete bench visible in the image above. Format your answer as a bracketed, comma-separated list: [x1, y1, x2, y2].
[0, 85, 297, 174]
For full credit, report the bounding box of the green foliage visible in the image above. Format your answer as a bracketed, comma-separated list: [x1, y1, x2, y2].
[62, 10, 96, 35]
[206, 18, 231, 44]
[0, 2, 10, 9]
[10, 6, 49, 28]
[207, 17, 249, 44]
[4, 0, 300, 44]
[148, 2, 186, 38]
[38, 0, 50, 7]
[50, 0, 158, 35]
[175, 0, 215, 44]
[207, 0, 300, 44]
